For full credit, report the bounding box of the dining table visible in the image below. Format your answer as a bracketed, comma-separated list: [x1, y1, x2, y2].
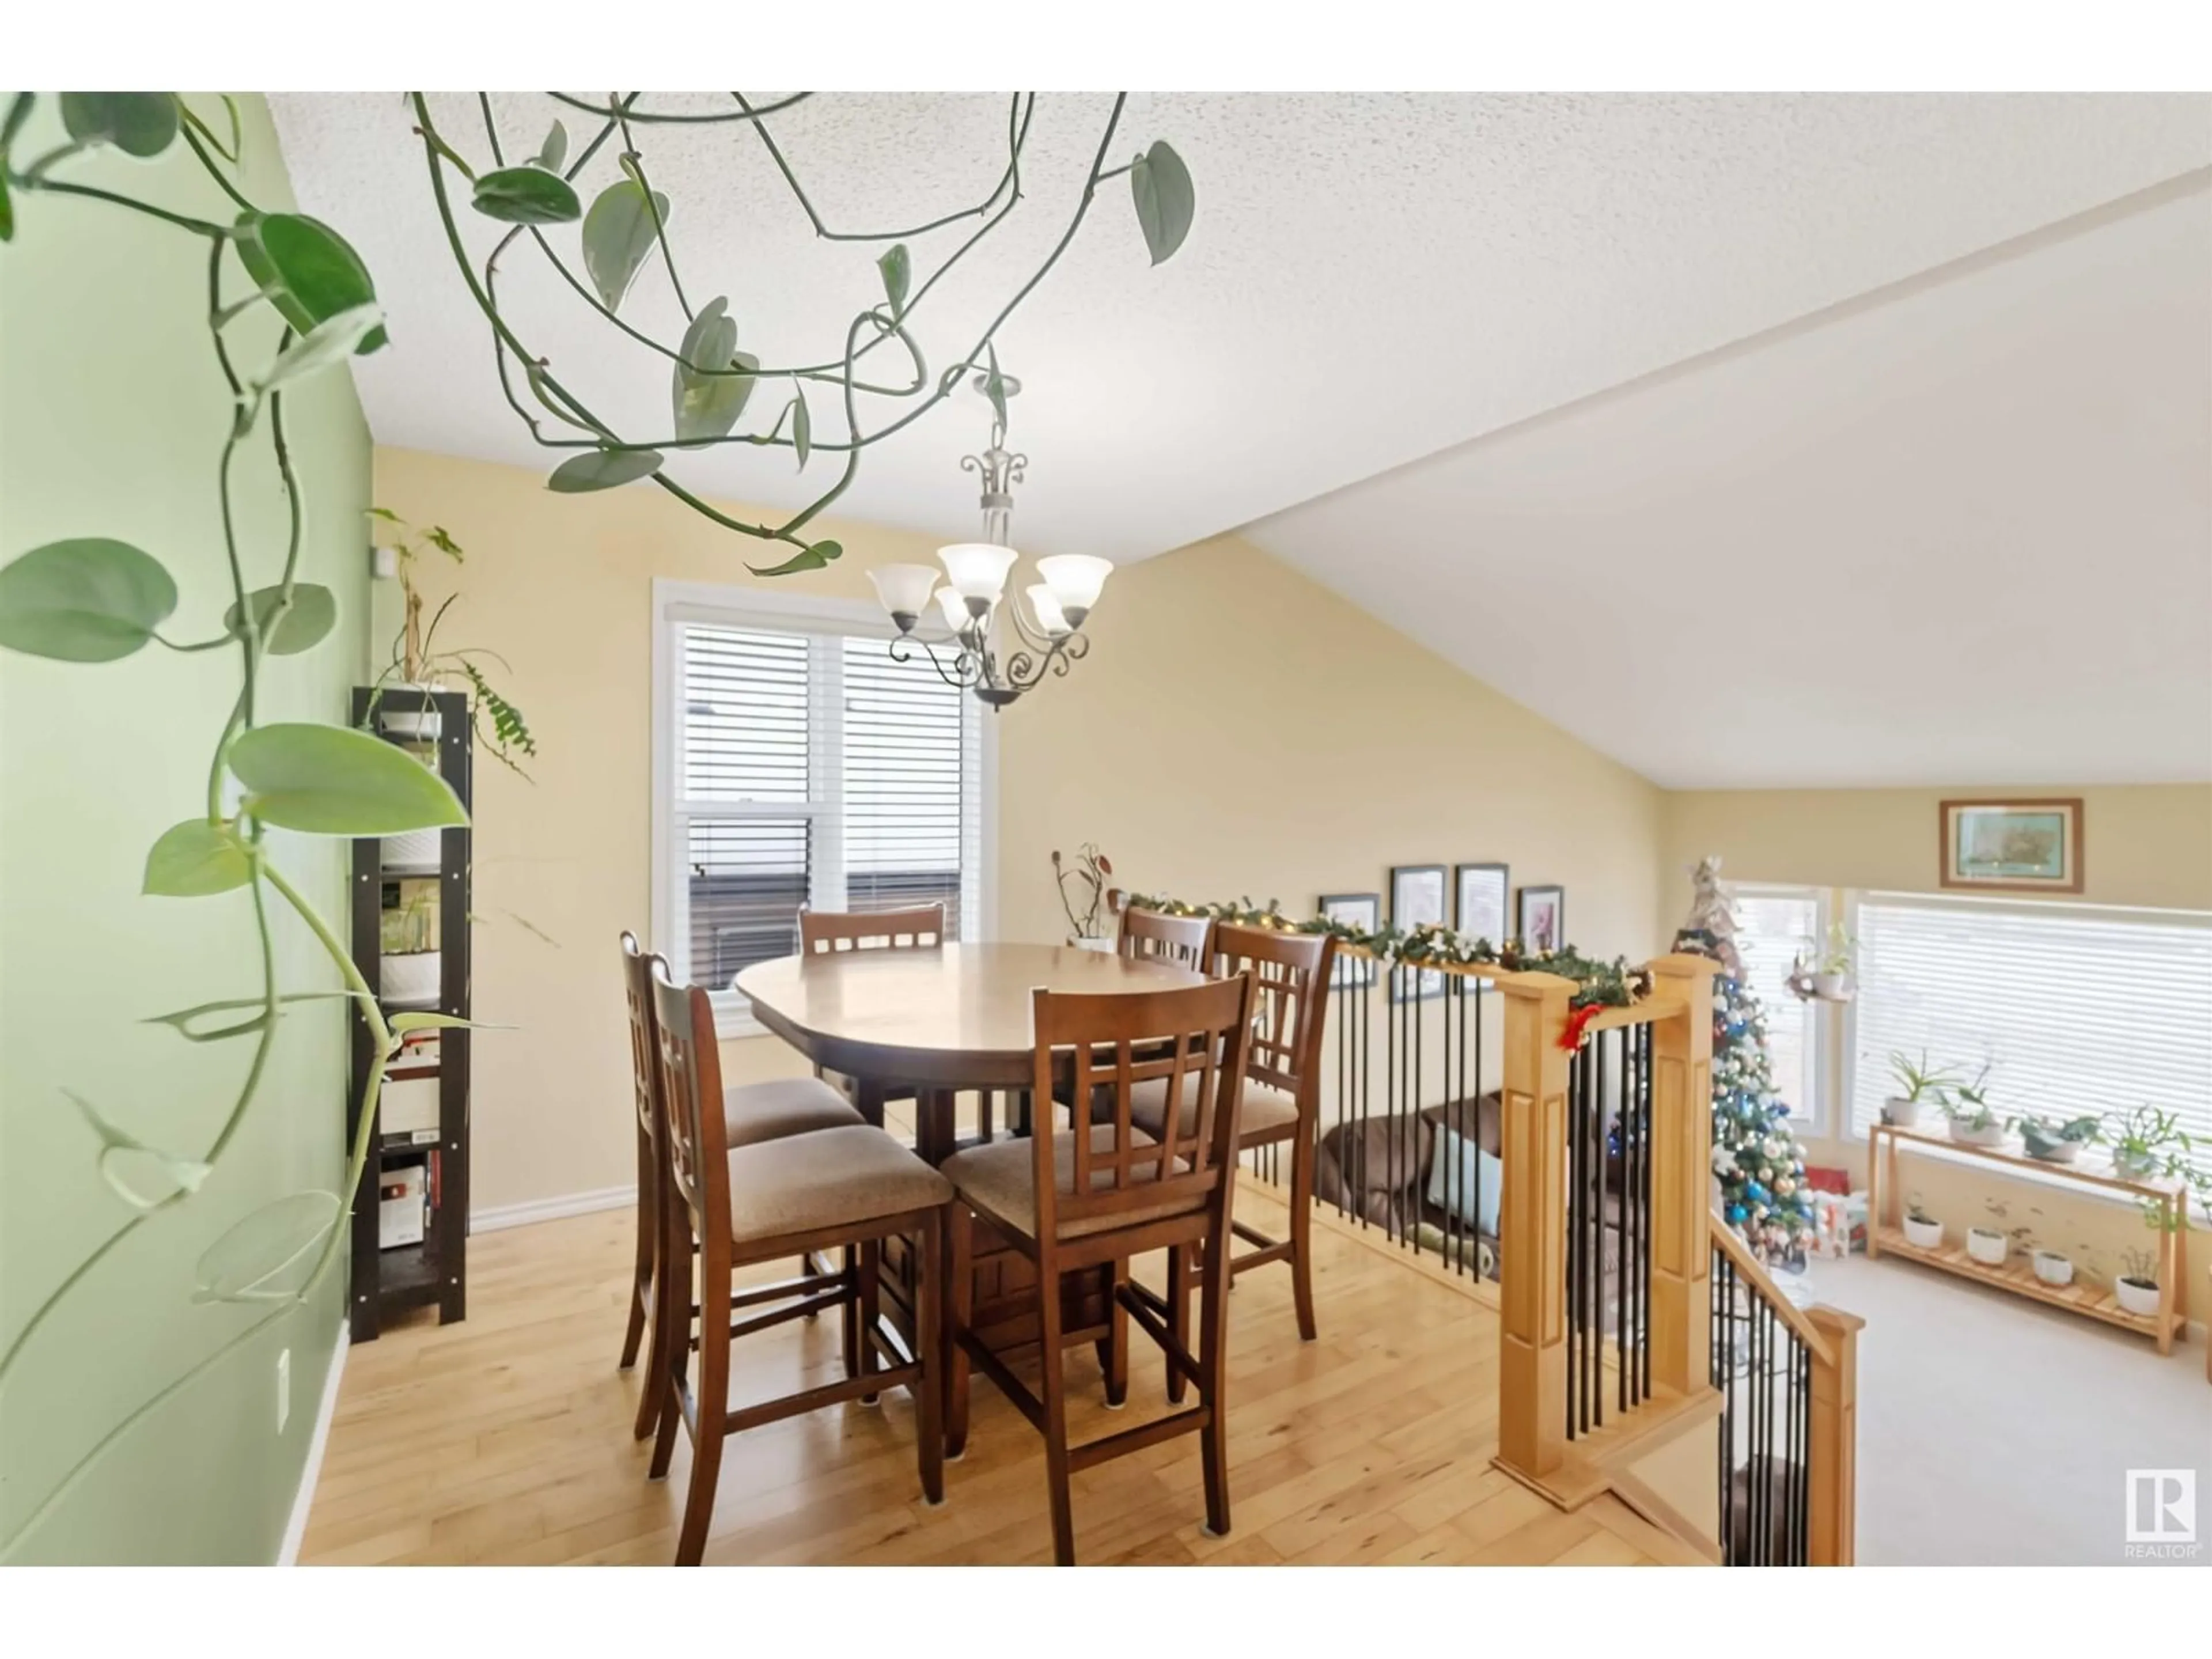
[734, 941, 1209, 1351]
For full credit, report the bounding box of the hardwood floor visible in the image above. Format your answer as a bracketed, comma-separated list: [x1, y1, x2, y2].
[300, 1185, 1696, 1566]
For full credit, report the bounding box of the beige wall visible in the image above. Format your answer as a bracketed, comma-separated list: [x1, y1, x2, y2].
[1663, 783, 2212, 1328]
[372, 448, 1666, 1214]
[1662, 784, 2212, 912]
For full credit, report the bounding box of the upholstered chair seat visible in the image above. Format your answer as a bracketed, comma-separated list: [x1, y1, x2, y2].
[726, 1124, 952, 1248]
[942, 1124, 1178, 1242]
[724, 1077, 862, 1148]
[1125, 1072, 1300, 1143]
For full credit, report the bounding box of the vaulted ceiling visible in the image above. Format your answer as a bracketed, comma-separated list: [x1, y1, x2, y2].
[269, 92, 2212, 786]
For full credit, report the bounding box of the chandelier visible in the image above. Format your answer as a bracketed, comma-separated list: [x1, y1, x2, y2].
[866, 377, 1111, 711]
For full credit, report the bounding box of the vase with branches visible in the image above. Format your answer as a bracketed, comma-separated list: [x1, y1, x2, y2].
[1053, 844, 1120, 949]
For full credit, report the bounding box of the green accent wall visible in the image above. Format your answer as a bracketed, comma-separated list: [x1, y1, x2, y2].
[0, 95, 370, 1562]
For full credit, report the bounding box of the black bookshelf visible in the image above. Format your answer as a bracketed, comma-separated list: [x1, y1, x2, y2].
[346, 686, 472, 1342]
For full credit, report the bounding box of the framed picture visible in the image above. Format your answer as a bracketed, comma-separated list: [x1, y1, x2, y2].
[1940, 798, 2083, 893]
[1390, 863, 1448, 1001]
[1319, 892, 1378, 988]
[1455, 862, 1510, 945]
[1516, 885, 1565, 955]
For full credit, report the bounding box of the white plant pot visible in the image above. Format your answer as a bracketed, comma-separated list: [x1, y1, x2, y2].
[1810, 972, 1849, 999]
[1881, 1097, 1921, 1129]
[2113, 1150, 2158, 1180]
[2114, 1277, 2162, 1317]
[1965, 1228, 2009, 1267]
[380, 684, 444, 740]
[1950, 1120, 2008, 1149]
[2031, 1251, 2074, 1287]
[381, 828, 444, 873]
[381, 951, 441, 1006]
[2026, 1139, 2082, 1165]
[1902, 1215, 1945, 1251]
[1070, 937, 1115, 955]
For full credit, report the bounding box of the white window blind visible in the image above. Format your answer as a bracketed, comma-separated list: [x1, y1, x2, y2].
[666, 609, 982, 1028]
[1733, 886, 1823, 1127]
[1846, 893, 2212, 1174]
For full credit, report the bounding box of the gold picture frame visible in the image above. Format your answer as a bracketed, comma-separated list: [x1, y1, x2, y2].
[1938, 798, 2083, 894]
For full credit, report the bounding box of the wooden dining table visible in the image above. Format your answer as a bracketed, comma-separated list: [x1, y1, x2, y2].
[735, 942, 1209, 1351]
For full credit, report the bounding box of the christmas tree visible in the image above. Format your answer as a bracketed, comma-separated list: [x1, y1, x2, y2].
[1674, 857, 1813, 1259]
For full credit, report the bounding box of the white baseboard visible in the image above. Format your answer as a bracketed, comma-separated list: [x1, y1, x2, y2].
[472, 1184, 637, 1234]
[278, 1318, 349, 1566]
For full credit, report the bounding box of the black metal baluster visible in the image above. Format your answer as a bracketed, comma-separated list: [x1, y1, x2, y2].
[1714, 1247, 1733, 1563]
[1639, 1022, 1654, 1400]
[1565, 1048, 1583, 1441]
[1472, 980, 1486, 1279]
[1586, 1035, 1603, 1430]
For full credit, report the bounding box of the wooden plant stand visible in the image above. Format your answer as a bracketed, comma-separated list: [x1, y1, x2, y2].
[1868, 1123, 2188, 1354]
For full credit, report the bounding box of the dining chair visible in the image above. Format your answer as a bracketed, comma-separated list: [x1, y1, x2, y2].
[1116, 905, 1213, 971]
[940, 971, 1256, 1566]
[646, 964, 953, 1566]
[618, 933, 863, 1441]
[797, 902, 946, 955]
[1124, 923, 1337, 1398]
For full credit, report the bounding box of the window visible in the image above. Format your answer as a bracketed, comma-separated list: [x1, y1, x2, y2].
[1844, 893, 2212, 1172]
[653, 584, 990, 1035]
[1732, 885, 1825, 1127]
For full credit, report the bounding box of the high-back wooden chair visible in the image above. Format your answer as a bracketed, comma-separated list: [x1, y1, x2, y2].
[939, 972, 1256, 1565]
[1116, 906, 1213, 972]
[1126, 923, 1337, 1397]
[616, 933, 861, 1442]
[645, 963, 953, 1565]
[798, 903, 946, 954]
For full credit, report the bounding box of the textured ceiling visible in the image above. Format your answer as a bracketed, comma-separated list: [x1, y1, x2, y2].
[269, 92, 2212, 566]
[1249, 176, 2212, 789]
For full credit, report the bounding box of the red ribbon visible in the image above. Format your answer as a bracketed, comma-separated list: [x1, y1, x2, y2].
[1559, 1003, 1604, 1051]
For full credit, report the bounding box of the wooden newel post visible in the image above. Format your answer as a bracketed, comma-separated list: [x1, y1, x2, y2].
[1806, 1305, 1864, 1566]
[1494, 970, 1576, 1483]
[1646, 953, 1718, 1398]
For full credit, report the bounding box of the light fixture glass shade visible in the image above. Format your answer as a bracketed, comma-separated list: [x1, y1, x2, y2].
[1025, 584, 1071, 637]
[934, 586, 973, 635]
[868, 563, 939, 629]
[937, 542, 1019, 604]
[1035, 554, 1111, 617]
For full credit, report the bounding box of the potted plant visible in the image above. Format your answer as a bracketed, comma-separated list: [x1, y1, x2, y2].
[1810, 922, 1855, 1000]
[365, 509, 536, 771]
[1052, 844, 1120, 952]
[2030, 1237, 2089, 1288]
[1883, 1050, 1957, 1129]
[1967, 1196, 2033, 1267]
[2104, 1104, 2197, 1181]
[2113, 1247, 2162, 1317]
[1902, 1195, 1945, 1251]
[2014, 1112, 2101, 1165]
[1942, 1067, 2007, 1148]
[378, 880, 441, 1007]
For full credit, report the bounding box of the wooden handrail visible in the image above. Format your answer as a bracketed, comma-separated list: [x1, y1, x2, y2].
[1708, 1213, 1835, 1367]
[1582, 995, 1686, 1033]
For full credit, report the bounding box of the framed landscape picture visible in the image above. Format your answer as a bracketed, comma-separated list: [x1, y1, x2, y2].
[1516, 884, 1566, 955]
[1455, 862, 1510, 945]
[1319, 891, 1379, 988]
[1389, 863, 1448, 1000]
[1940, 798, 2083, 893]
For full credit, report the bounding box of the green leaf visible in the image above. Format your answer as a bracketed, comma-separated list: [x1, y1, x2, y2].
[59, 92, 180, 159]
[670, 296, 756, 445]
[0, 537, 177, 662]
[257, 304, 385, 396]
[1129, 140, 1195, 266]
[790, 394, 811, 471]
[580, 179, 669, 312]
[877, 243, 911, 320]
[225, 582, 337, 656]
[0, 172, 13, 244]
[366, 505, 404, 524]
[533, 119, 568, 172]
[229, 723, 471, 835]
[1, 92, 34, 154]
[192, 1190, 339, 1303]
[523, 359, 599, 433]
[69, 1092, 213, 1210]
[980, 342, 1010, 433]
[546, 448, 666, 493]
[472, 164, 582, 225]
[388, 1011, 506, 1039]
[234, 213, 387, 355]
[748, 539, 841, 578]
[143, 819, 252, 897]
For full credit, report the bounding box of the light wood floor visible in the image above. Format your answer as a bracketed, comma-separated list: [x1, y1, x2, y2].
[300, 1186, 1696, 1566]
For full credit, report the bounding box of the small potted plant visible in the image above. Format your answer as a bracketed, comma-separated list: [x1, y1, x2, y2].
[1902, 1194, 1945, 1251]
[2104, 1104, 2196, 1181]
[2113, 1246, 2162, 1317]
[2031, 1238, 2086, 1288]
[2014, 1112, 2100, 1165]
[1052, 844, 1120, 952]
[1810, 922, 1855, 1000]
[365, 509, 536, 771]
[1883, 1050, 1957, 1129]
[1942, 1067, 2007, 1148]
[1966, 1196, 2031, 1267]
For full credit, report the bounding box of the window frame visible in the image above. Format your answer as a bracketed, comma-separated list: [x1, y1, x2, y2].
[1838, 888, 2212, 1153]
[1728, 880, 1831, 1135]
[650, 578, 997, 1039]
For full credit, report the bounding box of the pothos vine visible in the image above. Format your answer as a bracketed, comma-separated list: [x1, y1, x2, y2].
[0, 88, 1194, 1555]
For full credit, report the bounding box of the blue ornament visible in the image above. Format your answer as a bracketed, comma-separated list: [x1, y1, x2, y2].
[1726, 1202, 1748, 1224]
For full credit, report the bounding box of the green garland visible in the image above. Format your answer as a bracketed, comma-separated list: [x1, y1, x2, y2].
[1125, 893, 1652, 1009]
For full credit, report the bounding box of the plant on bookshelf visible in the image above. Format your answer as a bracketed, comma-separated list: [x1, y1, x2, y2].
[1883, 1050, 1959, 1128]
[2114, 1247, 2162, 1317]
